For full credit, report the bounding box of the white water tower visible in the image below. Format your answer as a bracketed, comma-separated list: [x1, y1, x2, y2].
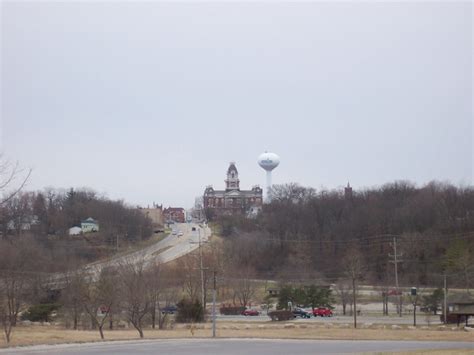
[258, 151, 280, 201]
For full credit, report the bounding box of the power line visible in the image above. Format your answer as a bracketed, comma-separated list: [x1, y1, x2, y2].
[232, 232, 474, 245]
[389, 237, 403, 316]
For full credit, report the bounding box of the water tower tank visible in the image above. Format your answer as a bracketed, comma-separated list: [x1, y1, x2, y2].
[258, 152, 280, 171]
[258, 152, 280, 201]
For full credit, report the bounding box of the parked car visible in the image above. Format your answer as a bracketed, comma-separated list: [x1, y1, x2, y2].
[313, 307, 333, 317]
[440, 313, 467, 324]
[161, 305, 177, 314]
[178, 231, 183, 237]
[192, 227, 196, 231]
[172, 230, 177, 235]
[241, 309, 260, 316]
[292, 308, 312, 318]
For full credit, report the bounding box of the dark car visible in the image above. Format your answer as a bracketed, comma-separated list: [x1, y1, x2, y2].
[440, 313, 467, 324]
[292, 308, 312, 318]
[313, 307, 333, 317]
[241, 309, 260, 316]
[161, 305, 177, 314]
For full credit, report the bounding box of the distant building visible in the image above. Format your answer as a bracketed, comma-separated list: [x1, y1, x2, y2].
[344, 182, 353, 200]
[163, 207, 186, 223]
[81, 217, 99, 233]
[68, 226, 82, 236]
[203, 162, 263, 217]
[446, 293, 474, 326]
[139, 203, 164, 227]
[191, 196, 205, 221]
[6, 215, 39, 233]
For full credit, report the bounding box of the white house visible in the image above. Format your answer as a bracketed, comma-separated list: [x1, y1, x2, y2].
[7, 215, 40, 232]
[81, 217, 99, 233]
[68, 226, 82, 236]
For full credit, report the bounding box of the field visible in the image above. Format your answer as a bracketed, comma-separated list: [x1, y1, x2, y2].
[2, 322, 473, 350]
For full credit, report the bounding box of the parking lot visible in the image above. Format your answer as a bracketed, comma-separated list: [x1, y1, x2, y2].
[216, 313, 444, 326]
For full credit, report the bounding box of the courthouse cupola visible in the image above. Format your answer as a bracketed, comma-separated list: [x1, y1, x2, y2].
[225, 162, 240, 191]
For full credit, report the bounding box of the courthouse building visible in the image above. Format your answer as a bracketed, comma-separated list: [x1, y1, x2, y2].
[203, 162, 263, 217]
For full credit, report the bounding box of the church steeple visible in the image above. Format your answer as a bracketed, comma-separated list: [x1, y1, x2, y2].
[344, 182, 353, 200]
[225, 162, 240, 191]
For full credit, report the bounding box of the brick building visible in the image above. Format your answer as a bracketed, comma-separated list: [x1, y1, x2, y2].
[203, 162, 262, 217]
[163, 207, 186, 223]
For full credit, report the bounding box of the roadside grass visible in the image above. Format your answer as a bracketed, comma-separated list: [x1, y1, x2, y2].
[370, 351, 474, 355]
[86, 231, 168, 266]
[2, 323, 473, 349]
[151, 245, 173, 257]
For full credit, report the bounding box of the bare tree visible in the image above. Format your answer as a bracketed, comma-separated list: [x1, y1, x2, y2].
[0, 266, 26, 343]
[150, 263, 180, 330]
[0, 239, 41, 343]
[342, 248, 364, 328]
[0, 157, 32, 207]
[118, 260, 151, 338]
[78, 267, 117, 340]
[62, 269, 86, 330]
[147, 263, 178, 330]
[231, 265, 257, 308]
[334, 280, 352, 316]
[1, 193, 33, 237]
[177, 255, 202, 302]
[147, 263, 161, 330]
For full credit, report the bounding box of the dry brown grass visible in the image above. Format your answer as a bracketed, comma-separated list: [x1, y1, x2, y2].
[369, 351, 474, 355]
[2, 322, 473, 349]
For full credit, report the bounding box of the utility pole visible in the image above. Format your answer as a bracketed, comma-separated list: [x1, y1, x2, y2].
[190, 228, 208, 311]
[410, 287, 417, 327]
[443, 272, 448, 324]
[389, 237, 403, 317]
[212, 270, 217, 338]
[352, 276, 357, 329]
[198, 229, 205, 309]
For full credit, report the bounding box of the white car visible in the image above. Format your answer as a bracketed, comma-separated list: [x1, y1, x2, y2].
[178, 231, 183, 237]
[172, 230, 177, 235]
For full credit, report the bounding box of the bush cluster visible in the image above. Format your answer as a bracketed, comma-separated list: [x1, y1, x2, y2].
[21, 303, 60, 322]
[175, 299, 205, 323]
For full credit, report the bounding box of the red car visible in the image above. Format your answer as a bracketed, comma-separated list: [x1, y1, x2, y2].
[313, 307, 333, 317]
[241, 309, 260, 316]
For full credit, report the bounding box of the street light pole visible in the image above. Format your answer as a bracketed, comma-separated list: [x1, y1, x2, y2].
[443, 272, 448, 324]
[212, 270, 217, 338]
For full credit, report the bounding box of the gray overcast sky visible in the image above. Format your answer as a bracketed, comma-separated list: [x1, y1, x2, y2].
[1, 1, 472, 208]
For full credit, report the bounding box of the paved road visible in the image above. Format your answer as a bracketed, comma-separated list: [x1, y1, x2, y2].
[87, 223, 211, 270]
[155, 223, 211, 263]
[47, 223, 211, 283]
[1, 339, 472, 354]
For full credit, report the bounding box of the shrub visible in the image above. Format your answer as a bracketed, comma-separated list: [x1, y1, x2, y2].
[21, 303, 59, 322]
[268, 310, 294, 321]
[176, 299, 205, 323]
[219, 306, 246, 315]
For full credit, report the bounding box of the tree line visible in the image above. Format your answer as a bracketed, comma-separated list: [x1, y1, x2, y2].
[0, 234, 272, 343]
[215, 181, 474, 289]
[0, 187, 153, 262]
